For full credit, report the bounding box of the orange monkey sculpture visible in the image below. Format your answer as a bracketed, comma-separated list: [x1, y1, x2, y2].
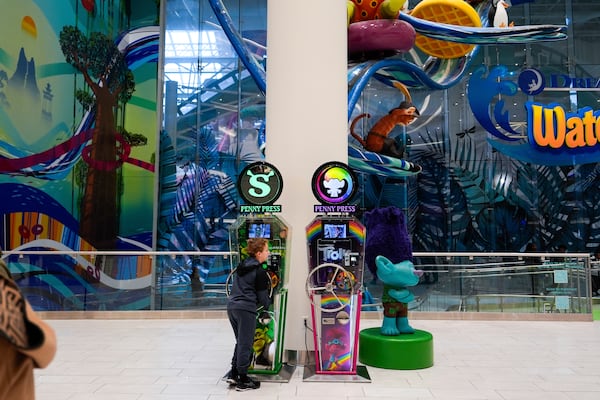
[350, 97, 420, 159]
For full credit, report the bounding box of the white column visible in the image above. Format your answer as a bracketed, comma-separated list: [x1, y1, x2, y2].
[266, 0, 348, 351]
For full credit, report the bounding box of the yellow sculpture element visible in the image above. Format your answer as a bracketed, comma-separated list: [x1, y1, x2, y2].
[347, 0, 408, 25]
[410, 0, 482, 59]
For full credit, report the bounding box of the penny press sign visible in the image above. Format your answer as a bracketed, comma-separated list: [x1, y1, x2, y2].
[238, 162, 284, 213]
[311, 161, 358, 213]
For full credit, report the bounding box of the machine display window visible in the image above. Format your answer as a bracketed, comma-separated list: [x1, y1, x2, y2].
[247, 222, 272, 238]
[323, 223, 347, 239]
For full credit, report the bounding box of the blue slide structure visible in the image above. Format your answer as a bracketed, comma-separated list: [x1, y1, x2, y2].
[207, 0, 567, 177]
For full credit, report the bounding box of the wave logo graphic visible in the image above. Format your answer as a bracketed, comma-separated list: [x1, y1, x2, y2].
[518, 68, 545, 96]
[468, 65, 521, 142]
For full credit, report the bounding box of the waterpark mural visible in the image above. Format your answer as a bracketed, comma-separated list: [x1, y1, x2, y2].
[0, 0, 159, 310]
[1, 0, 600, 311]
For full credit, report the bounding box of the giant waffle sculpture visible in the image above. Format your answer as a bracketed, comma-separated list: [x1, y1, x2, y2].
[410, 0, 482, 58]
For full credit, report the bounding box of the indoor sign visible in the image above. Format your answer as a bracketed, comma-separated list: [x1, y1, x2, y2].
[468, 65, 600, 166]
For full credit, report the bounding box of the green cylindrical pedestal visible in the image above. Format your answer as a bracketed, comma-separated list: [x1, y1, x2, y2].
[359, 328, 434, 370]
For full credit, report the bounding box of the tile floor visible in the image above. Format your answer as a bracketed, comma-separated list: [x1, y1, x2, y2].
[34, 318, 600, 400]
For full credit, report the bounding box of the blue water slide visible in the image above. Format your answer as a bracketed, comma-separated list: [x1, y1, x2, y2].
[208, 0, 267, 95]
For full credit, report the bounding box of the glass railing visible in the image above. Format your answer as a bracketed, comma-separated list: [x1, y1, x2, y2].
[361, 252, 593, 315]
[1, 250, 236, 312]
[2, 250, 595, 315]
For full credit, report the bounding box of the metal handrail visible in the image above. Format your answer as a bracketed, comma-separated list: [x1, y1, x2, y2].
[2, 250, 594, 314]
[2, 250, 237, 257]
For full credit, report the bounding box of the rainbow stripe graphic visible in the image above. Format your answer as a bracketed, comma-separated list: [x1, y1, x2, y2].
[306, 220, 322, 242]
[348, 220, 365, 243]
[321, 293, 351, 309]
[326, 351, 353, 371]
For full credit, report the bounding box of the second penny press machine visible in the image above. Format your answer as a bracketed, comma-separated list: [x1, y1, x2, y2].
[304, 161, 370, 382]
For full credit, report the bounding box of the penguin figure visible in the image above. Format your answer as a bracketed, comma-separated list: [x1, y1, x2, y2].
[488, 0, 512, 28]
[401, 0, 409, 13]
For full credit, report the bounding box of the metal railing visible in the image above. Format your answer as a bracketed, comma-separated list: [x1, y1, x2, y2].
[401, 252, 593, 314]
[2, 250, 595, 315]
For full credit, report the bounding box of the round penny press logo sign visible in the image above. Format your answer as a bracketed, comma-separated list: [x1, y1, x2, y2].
[238, 162, 284, 207]
[311, 161, 357, 206]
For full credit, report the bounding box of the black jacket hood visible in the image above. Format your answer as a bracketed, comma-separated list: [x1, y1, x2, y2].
[236, 257, 263, 277]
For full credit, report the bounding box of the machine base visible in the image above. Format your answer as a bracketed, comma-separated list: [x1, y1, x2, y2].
[249, 363, 296, 383]
[302, 364, 371, 382]
[359, 327, 434, 370]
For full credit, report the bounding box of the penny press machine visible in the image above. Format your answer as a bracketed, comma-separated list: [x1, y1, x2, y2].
[227, 162, 294, 381]
[303, 161, 370, 382]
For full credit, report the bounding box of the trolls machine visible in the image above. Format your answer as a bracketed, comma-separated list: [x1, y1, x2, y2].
[303, 161, 370, 382]
[227, 161, 294, 381]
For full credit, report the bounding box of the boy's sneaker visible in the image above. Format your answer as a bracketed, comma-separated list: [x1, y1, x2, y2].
[223, 369, 238, 386]
[235, 376, 260, 391]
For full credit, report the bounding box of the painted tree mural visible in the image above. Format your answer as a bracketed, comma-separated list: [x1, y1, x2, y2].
[59, 26, 135, 250]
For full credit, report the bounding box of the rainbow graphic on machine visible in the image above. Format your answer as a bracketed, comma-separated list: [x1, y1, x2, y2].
[313, 293, 361, 373]
[306, 219, 323, 243]
[306, 218, 365, 245]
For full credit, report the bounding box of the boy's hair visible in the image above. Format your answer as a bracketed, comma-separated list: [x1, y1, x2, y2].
[247, 238, 268, 257]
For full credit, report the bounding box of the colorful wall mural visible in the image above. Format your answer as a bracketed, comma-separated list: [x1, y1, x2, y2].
[0, 0, 159, 310]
